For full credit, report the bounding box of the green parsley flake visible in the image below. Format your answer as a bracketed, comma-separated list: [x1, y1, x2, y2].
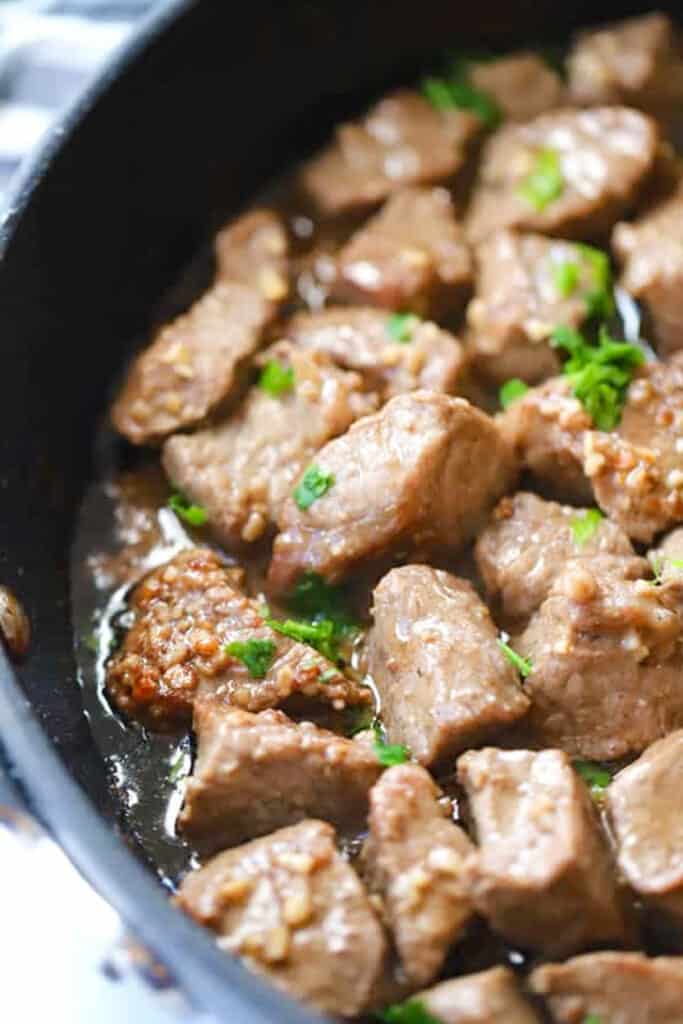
[294, 465, 335, 510]
[168, 491, 208, 527]
[499, 378, 529, 409]
[553, 260, 580, 298]
[258, 360, 294, 396]
[373, 734, 410, 768]
[551, 324, 645, 431]
[347, 706, 377, 737]
[379, 997, 442, 1024]
[583, 1017, 604, 1024]
[267, 616, 337, 662]
[518, 148, 564, 211]
[571, 508, 604, 546]
[575, 760, 612, 798]
[225, 638, 277, 679]
[168, 746, 190, 784]
[498, 639, 533, 678]
[422, 71, 501, 128]
[386, 312, 420, 343]
[577, 243, 615, 319]
[649, 554, 683, 585]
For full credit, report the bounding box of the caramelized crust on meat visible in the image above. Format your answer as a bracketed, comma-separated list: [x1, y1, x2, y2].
[470, 53, 564, 121]
[214, 209, 290, 302]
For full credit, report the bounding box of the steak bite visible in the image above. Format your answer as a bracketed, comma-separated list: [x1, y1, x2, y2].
[367, 566, 529, 767]
[176, 819, 387, 1018]
[568, 13, 683, 111]
[466, 231, 602, 385]
[180, 706, 381, 853]
[362, 764, 474, 986]
[332, 186, 472, 318]
[111, 282, 272, 445]
[287, 306, 466, 401]
[162, 343, 378, 547]
[302, 89, 481, 216]
[470, 53, 564, 122]
[607, 730, 683, 925]
[530, 952, 683, 1024]
[475, 492, 634, 627]
[518, 554, 683, 760]
[268, 392, 517, 593]
[416, 966, 542, 1024]
[613, 178, 683, 356]
[457, 747, 629, 956]
[105, 548, 368, 730]
[214, 208, 289, 304]
[465, 107, 658, 245]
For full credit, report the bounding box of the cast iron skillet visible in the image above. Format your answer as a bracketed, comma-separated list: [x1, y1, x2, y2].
[0, 1, 675, 1019]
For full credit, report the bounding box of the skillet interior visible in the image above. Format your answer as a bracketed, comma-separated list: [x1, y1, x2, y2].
[0, 0, 678, 1018]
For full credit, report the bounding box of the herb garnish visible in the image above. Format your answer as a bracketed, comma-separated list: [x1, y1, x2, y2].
[294, 465, 335, 510]
[570, 508, 604, 546]
[266, 573, 360, 664]
[518, 148, 564, 211]
[267, 616, 338, 662]
[225, 638, 277, 678]
[347, 705, 377, 737]
[649, 555, 683, 585]
[574, 760, 613, 798]
[577, 243, 615, 319]
[386, 312, 420, 343]
[169, 491, 208, 527]
[582, 1016, 604, 1024]
[422, 57, 501, 128]
[553, 260, 579, 298]
[498, 638, 533, 678]
[258, 360, 294, 396]
[499, 378, 529, 409]
[551, 324, 645, 431]
[377, 997, 442, 1023]
[373, 733, 410, 768]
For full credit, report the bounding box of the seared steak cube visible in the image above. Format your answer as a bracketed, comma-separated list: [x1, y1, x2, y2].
[176, 819, 387, 1017]
[367, 566, 529, 766]
[519, 555, 683, 759]
[162, 342, 377, 547]
[531, 952, 683, 1024]
[180, 706, 382, 853]
[475, 492, 634, 627]
[458, 747, 629, 955]
[607, 730, 683, 925]
[470, 53, 564, 121]
[214, 208, 289, 304]
[416, 966, 542, 1024]
[268, 392, 516, 592]
[362, 764, 474, 986]
[466, 107, 658, 244]
[106, 548, 368, 730]
[112, 282, 272, 445]
[332, 187, 472, 318]
[287, 306, 465, 401]
[302, 90, 481, 215]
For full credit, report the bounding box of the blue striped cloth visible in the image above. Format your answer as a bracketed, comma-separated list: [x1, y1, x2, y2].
[0, 0, 162, 204]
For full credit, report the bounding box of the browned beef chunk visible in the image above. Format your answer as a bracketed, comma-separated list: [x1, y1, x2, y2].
[470, 53, 564, 122]
[287, 306, 466, 401]
[498, 376, 593, 503]
[176, 819, 387, 1017]
[466, 231, 601, 385]
[362, 764, 474, 986]
[530, 952, 683, 1024]
[568, 13, 683, 111]
[607, 730, 683, 925]
[613, 178, 683, 356]
[105, 549, 368, 730]
[332, 187, 472, 318]
[180, 705, 381, 853]
[458, 747, 629, 956]
[475, 492, 634, 627]
[367, 566, 528, 767]
[111, 283, 272, 445]
[268, 392, 516, 593]
[214, 209, 289, 303]
[466, 107, 658, 245]
[518, 554, 683, 759]
[416, 966, 542, 1024]
[302, 90, 481, 215]
[162, 343, 377, 547]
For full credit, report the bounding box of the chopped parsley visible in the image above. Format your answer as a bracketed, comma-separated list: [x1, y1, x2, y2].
[347, 705, 377, 737]
[168, 746, 190, 784]
[386, 312, 420, 343]
[649, 554, 683, 585]
[499, 378, 529, 409]
[498, 639, 533, 678]
[553, 260, 580, 298]
[378, 998, 442, 1023]
[518, 148, 564, 211]
[570, 508, 604, 546]
[574, 760, 613, 798]
[82, 631, 99, 655]
[583, 1017, 604, 1024]
[258, 359, 294, 396]
[168, 491, 208, 527]
[294, 465, 335, 510]
[373, 734, 410, 767]
[267, 573, 361, 665]
[267, 616, 337, 662]
[551, 324, 645, 431]
[421, 57, 501, 128]
[225, 638, 277, 678]
[577, 243, 615, 319]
